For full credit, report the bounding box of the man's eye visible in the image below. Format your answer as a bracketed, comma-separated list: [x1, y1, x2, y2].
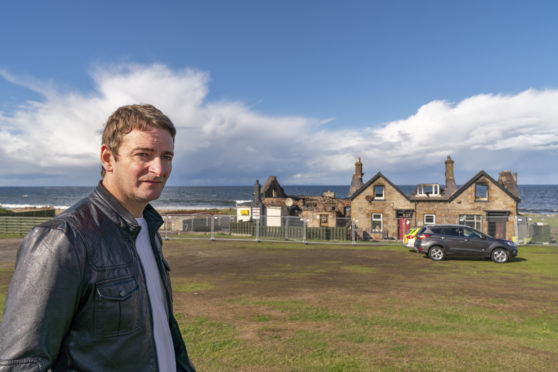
[135, 153, 151, 159]
[162, 155, 173, 161]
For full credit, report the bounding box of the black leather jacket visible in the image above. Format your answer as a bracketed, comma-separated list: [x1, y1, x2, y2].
[0, 183, 195, 371]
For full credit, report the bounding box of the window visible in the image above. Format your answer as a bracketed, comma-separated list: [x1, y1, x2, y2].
[424, 214, 436, 225]
[374, 185, 384, 200]
[430, 227, 442, 234]
[320, 214, 329, 227]
[372, 213, 383, 232]
[463, 227, 483, 239]
[475, 183, 488, 200]
[459, 214, 482, 231]
[416, 184, 440, 196]
[441, 227, 460, 236]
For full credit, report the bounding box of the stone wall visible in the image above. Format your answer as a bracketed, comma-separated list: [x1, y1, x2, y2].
[414, 175, 518, 240]
[351, 174, 519, 241]
[351, 176, 413, 240]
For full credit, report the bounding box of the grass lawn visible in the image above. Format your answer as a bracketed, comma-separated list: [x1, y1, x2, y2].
[1, 239, 557, 371]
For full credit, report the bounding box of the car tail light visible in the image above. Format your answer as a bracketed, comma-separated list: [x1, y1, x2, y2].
[417, 234, 431, 240]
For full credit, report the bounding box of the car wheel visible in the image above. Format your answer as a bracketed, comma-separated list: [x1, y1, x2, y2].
[491, 248, 509, 263]
[429, 246, 445, 261]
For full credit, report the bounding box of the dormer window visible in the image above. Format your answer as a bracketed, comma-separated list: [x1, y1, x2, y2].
[475, 183, 488, 201]
[374, 185, 385, 200]
[416, 184, 440, 197]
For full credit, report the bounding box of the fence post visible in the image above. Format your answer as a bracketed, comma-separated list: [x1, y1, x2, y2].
[514, 215, 519, 243]
[302, 218, 308, 245]
[164, 215, 169, 240]
[285, 216, 289, 240]
[351, 219, 358, 246]
[211, 216, 215, 241]
[255, 219, 260, 242]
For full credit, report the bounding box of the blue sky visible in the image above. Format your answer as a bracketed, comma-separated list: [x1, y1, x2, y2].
[1, 1, 558, 186]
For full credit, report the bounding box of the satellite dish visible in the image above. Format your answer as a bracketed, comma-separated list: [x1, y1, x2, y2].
[285, 198, 294, 207]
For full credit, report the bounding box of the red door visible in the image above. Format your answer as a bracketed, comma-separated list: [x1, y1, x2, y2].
[399, 218, 410, 240]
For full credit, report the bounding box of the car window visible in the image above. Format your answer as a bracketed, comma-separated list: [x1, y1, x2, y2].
[472, 229, 484, 239]
[441, 227, 460, 236]
[463, 228, 482, 239]
[430, 227, 442, 234]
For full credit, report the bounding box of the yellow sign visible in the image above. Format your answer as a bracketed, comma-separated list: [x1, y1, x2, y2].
[240, 209, 250, 216]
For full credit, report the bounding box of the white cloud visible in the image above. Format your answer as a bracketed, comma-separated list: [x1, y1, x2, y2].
[1, 63, 557, 186]
[360, 90, 558, 183]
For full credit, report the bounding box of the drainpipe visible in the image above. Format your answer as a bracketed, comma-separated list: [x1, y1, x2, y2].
[414, 201, 418, 227]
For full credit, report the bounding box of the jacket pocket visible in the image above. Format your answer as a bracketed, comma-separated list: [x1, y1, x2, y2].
[94, 276, 141, 337]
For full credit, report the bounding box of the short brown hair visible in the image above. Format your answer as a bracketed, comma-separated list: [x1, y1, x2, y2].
[101, 104, 176, 177]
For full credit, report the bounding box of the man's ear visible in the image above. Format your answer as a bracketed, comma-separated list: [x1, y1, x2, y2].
[100, 145, 115, 174]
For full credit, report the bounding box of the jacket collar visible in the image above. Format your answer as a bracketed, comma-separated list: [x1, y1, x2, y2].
[93, 181, 164, 236]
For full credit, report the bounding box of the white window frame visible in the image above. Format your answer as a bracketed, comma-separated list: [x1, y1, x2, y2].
[424, 214, 436, 225]
[372, 213, 383, 232]
[459, 214, 483, 231]
[416, 184, 440, 197]
[374, 185, 385, 200]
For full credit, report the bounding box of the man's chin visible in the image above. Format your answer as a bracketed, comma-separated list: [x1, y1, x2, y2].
[138, 184, 165, 201]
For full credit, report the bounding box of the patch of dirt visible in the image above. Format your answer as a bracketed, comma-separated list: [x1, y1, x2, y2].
[164, 240, 420, 298]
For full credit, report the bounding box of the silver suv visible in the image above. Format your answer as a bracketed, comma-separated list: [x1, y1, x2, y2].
[414, 224, 518, 263]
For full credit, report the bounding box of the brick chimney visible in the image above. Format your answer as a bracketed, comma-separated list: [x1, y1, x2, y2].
[252, 180, 262, 207]
[349, 157, 364, 197]
[444, 156, 458, 196]
[498, 171, 520, 199]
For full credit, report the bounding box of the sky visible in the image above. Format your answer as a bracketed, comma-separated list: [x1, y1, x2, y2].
[1, 0, 558, 186]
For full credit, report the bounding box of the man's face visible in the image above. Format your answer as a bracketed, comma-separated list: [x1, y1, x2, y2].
[101, 127, 174, 216]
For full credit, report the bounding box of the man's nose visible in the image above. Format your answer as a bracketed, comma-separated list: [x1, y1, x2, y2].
[149, 157, 168, 177]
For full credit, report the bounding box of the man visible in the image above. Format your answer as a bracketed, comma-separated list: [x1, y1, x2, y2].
[0, 104, 196, 371]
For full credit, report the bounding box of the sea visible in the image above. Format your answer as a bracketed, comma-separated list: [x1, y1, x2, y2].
[0, 185, 557, 215]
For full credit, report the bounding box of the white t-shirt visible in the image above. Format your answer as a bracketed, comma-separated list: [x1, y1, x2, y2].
[135, 217, 176, 372]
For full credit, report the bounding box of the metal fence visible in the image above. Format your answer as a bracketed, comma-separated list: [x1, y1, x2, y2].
[515, 214, 558, 245]
[1, 213, 556, 245]
[161, 215, 359, 244]
[0, 216, 52, 235]
[161, 213, 558, 246]
[400, 214, 558, 245]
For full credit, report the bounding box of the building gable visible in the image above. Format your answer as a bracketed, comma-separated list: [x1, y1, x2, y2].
[261, 176, 288, 198]
[448, 170, 521, 203]
[350, 172, 410, 201]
